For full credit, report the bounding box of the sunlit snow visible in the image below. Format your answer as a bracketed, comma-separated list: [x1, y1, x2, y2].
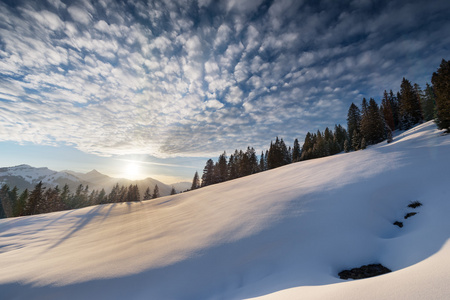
[1, 121, 449, 299]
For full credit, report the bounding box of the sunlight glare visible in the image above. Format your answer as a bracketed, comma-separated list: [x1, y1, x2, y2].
[124, 162, 140, 180]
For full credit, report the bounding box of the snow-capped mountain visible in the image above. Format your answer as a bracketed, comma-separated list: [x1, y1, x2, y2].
[1, 121, 449, 299]
[0, 165, 181, 197]
[0, 164, 85, 191]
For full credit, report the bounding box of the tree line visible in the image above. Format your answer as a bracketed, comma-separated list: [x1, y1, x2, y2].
[0, 182, 176, 218]
[192, 58, 450, 189]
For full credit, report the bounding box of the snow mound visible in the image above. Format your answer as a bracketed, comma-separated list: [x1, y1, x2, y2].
[0, 121, 449, 300]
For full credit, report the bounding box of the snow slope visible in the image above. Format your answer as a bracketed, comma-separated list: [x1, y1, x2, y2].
[0, 121, 449, 300]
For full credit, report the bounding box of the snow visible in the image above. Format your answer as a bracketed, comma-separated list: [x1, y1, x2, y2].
[0, 164, 79, 185]
[1, 121, 449, 299]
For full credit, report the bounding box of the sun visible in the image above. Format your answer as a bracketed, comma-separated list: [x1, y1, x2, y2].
[124, 162, 141, 180]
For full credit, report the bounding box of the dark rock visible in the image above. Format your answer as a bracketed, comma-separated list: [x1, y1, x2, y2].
[393, 221, 403, 228]
[339, 264, 391, 280]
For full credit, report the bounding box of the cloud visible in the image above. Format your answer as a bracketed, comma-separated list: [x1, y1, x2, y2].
[67, 5, 92, 25]
[0, 0, 449, 158]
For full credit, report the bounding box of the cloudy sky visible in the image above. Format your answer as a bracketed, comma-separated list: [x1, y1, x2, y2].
[1, 0, 449, 182]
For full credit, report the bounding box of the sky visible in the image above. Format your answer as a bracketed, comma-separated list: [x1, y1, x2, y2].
[0, 0, 449, 183]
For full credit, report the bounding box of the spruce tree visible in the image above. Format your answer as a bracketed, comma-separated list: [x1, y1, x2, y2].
[431, 59, 450, 132]
[152, 185, 160, 199]
[361, 98, 386, 145]
[344, 139, 350, 152]
[16, 189, 28, 217]
[399, 77, 422, 129]
[170, 187, 176, 195]
[0, 184, 11, 218]
[201, 159, 215, 186]
[352, 130, 361, 151]
[422, 83, 436, 121]
[217, 152, 228, 182]
[292, 138, 301, 162]
[300, 132, 314, 160]
[381, 90, 395, 131]
[25, 181, 44, 215]
[347, 103, 361, 150]
[144, 186, 152, 200]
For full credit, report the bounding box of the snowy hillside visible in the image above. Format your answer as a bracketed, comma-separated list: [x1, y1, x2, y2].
[0, 121, 449, 300]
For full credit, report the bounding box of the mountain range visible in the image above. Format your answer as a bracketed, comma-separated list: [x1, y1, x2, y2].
[0, 165, 191, 198]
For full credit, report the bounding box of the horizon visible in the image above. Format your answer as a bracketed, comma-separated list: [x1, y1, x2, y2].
[1, 0, 450, 182]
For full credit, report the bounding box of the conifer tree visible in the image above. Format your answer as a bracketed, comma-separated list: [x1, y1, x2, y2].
[25, 181, 44, 215]
[259, 151, 266, 171]
[170, 187, 176, 195]
[399, 77, 422, 129]
[228, 154, 238, 180]
[217, 152, 228, 183]
[361, 137, 367, 149]
[300, 132, 314, 160]
[109, 183, 120, 203]
[60, 184, 70, 208]
[152, 185, 160, 199]
[201, 159, 215, 187]
[97, 188, 107, 204]
[347, 103, 361, 150]
[381, 90, 395, 131]
[361, 98, 386, 145]
[352, 130, 361, 151]
[432, 59, 450, 132]
[344, 139, 350, 152]
[422, 83, 436, 121]
[292, 138, 301, 162]
[16, 189, 28, 217]
[144, 186, 152, 200]
[0, 184, 12, 218]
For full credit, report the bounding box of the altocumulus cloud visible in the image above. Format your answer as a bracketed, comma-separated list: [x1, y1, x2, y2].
[0, 0, 449, 157]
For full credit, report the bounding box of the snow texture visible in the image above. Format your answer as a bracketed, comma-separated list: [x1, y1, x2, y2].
[0, 121, 449, 299]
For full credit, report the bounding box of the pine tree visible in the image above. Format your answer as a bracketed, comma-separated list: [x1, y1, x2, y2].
[259, 151, 266, 171]
[347, 103, 361, 150]
[170, 187, 176, 195]
[0, 184, 12, 218]
[109, 183, 120, 203]
[60, 184, 70, 208]
[361, 137, 367, 149]
[201, 159, 215, 187]
[16, 189, 28, 217]
[399, 77, 422, 129]
[381, 90, 395, 131]
[344, 139, 350, 152]
[352, 129, 361, 151]
[292, 138, 301, 162]
[217, 152, 228, 183]
[361, 98, 386, 145]
[300, 132, 314, 160]
[25, 181, 44, 215]
[143, 187, 152, 200]
[432, 59, 450, 132]
[97, 188, 107, 204]
[422, 83, 436, 121]
[152, 185, 160, 199]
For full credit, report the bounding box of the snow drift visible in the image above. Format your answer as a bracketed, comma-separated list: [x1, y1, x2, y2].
[1, 121, 449, 299]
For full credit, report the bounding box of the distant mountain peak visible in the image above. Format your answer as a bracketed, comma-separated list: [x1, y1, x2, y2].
[87, 169, 101, 175]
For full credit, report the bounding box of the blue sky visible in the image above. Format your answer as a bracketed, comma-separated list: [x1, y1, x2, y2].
[0, 0, 449, 183]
